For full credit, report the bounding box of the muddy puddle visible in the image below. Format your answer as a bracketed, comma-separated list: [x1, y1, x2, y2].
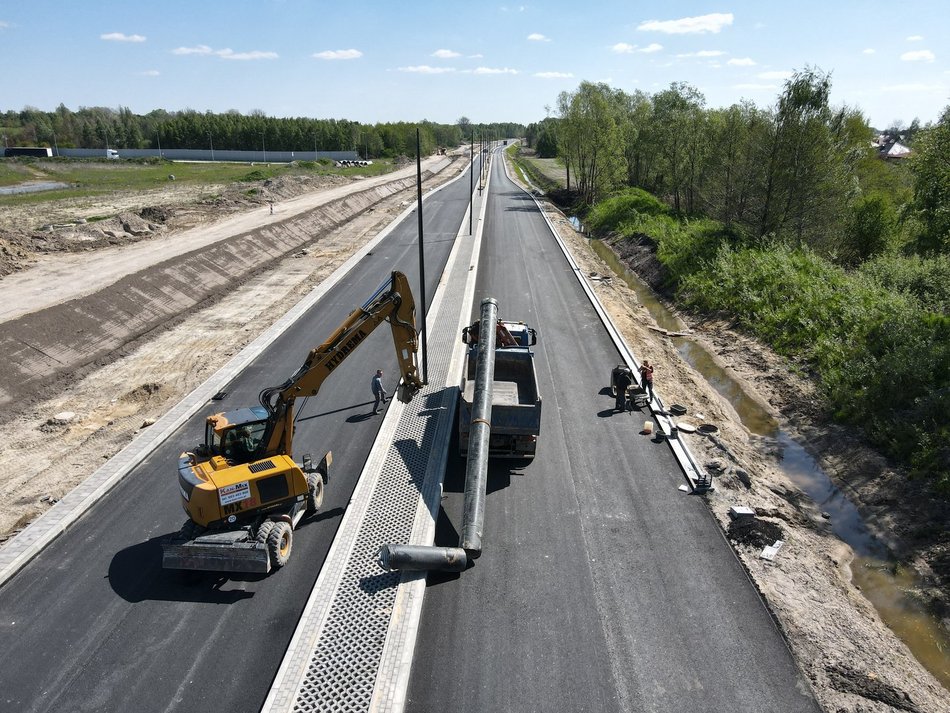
[589, 237, 950, 690]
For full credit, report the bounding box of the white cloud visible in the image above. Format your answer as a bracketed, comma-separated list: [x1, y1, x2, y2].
[218, 49, 278, 60]
[140, 70, 160, 76]
[0, 20, 12, 29]
[101, 32, 146, 43]
[534, 71, 574, 79]
[727, 57, 756, 66]
[757, 70, 792, 80]
[398, 65, 456, 74]
[313, 49, 362, 60]
[613, 42, 662, 54]
[677, 49, 726, 58]
[432, 49, 461, 58]
[468, 53, 484, 59]
[527, 33, 551, 42]
[733, 83, 776, 90]
[173, 45, 277, 60]
[906, 35, 924, 41]
[901, 49, 935, 62]
[638, 13, 733, 34]
[173, 45, 214, 55]
[473, 66, 518, 75]
[863, 48, 876, 55]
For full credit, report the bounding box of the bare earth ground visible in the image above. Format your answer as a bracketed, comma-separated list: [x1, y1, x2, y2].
[0, 152, 948, 712]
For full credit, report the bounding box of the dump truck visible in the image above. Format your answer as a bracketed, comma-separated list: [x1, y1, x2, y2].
[163, 271, 424, 573]
[458, 319, 541, 459]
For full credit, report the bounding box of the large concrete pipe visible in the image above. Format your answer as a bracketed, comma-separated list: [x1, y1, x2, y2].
[377, 544, 468, 572]
[459, 297, 498, 558]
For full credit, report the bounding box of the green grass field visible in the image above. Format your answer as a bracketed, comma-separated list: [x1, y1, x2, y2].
[0, 157, 397, 205]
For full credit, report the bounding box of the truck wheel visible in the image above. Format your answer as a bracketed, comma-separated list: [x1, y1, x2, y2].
[305, 472, 324, 514]
[255, 520, 275, 544]
[266, 521, 293, 569]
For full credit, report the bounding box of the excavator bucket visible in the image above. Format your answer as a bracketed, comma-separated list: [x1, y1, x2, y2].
[162, 530, 272, 573]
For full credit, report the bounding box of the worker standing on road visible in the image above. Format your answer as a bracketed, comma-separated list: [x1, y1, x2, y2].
[614, 368, 633, 412]
[640, 360, 655, 401]
[372, 369, 388, 415]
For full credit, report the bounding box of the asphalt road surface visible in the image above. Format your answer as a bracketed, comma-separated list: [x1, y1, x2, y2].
[404, 155, 819, 713]
[0, 158, 480, 713]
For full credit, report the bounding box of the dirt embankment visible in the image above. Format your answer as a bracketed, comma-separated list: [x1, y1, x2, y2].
[0, 155, 465, 539]
[0, 173, 357, 277]
[0, 168, 449, 425]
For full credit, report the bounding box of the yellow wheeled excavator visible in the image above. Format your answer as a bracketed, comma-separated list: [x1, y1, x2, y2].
[162, 271, 424, 573]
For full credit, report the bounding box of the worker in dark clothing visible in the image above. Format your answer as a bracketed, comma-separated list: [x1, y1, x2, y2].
[372, 369, 388, 415]
[614, 368, 633, 412]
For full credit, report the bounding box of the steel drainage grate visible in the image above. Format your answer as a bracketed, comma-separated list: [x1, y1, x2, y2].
[290, 280, 463, 713]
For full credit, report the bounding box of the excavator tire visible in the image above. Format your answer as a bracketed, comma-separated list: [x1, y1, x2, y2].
[306, 472, 324, 514]
[266, 521, 293, 569]
[255, 520, 276, 544]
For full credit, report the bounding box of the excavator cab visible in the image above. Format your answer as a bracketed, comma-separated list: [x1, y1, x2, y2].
[195, 406, 269, 465]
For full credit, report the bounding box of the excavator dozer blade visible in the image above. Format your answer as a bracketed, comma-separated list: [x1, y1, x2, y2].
[162, 532, 272, 574]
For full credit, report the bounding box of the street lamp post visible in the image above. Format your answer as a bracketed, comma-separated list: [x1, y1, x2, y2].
[157, 132, 162, 159]
[209, 133, 214, 162]
[262, 134, 266, 163]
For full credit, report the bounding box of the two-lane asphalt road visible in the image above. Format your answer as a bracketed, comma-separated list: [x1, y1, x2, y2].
[0, 157, 481, 713]
[405, 153, 819, 713]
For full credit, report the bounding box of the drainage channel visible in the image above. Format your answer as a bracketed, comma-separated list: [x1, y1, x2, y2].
[262, 159, 488, 713]
[589, 237, 950, 691]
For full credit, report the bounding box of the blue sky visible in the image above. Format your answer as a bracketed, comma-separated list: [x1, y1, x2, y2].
[1, 1, 947, 130]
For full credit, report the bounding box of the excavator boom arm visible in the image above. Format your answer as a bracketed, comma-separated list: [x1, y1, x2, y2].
[259, 271, 423, 456]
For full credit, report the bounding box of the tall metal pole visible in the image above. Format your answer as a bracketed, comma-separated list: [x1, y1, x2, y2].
[209, 133, 214, 162]
[415, 128, 428, 384]
[469, 132, 474, 235]
[459, 297, 499, 557]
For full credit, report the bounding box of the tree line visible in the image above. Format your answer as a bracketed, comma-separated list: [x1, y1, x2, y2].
[1, 105, 524, 159]
[528, 72, 949, 488]
[527, 71, 947, 261]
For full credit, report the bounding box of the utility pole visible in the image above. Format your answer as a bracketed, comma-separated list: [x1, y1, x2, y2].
[469, 132, 474, 234]
[209, 133, 214, 162]
[415, 128, 428, 384]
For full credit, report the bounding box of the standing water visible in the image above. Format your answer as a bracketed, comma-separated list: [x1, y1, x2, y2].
[589, 237, 950, 690]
